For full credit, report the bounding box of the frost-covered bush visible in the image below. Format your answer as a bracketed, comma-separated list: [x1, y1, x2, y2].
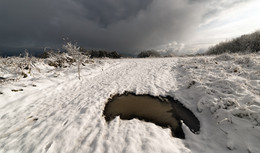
[235, 56, 258, 68]
[46, 51, 75, 68]
[20, 50, 33, 75]
[214, 53, 235, 61]
[0, 51, 37, 83]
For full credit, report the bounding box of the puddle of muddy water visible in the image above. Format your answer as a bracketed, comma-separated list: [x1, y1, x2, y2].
[103, 92, 200, 139]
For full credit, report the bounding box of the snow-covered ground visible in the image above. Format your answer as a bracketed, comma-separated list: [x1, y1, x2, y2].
[0, 53, 260, 153]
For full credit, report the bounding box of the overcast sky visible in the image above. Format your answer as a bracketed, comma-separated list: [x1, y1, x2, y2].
[0, 0, 259, 55]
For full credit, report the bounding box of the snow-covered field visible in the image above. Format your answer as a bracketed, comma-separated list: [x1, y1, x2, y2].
[0, 53, 260, 153]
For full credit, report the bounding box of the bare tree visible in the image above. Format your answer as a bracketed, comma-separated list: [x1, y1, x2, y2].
[63, 42, 83, 80]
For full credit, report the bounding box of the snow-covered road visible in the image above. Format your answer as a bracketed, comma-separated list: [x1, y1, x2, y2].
[1, 54, 260, 153]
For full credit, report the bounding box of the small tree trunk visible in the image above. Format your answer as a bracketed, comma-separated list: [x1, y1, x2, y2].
[77, 60, 81, 80]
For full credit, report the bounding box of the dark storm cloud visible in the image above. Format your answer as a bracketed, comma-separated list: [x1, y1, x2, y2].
[76, 0, 152, 27]
[0, 1, 63, 47]
[0, 0, 253, 55]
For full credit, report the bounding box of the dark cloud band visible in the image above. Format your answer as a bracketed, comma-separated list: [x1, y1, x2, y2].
[0, 0, 252, 55]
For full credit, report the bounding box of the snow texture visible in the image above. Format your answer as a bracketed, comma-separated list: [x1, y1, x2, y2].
[0, 53, 260, 153]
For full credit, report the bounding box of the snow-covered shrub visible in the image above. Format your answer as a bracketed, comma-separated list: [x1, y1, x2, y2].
[214, 53, 234, 61]
[20, 50, 33, 76]
[0, 52, 37, 83]
[46, 51, 75, 68]
[235, 56, 257, 68]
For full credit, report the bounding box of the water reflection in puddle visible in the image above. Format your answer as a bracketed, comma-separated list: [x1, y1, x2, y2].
[103, 92, 200, 139]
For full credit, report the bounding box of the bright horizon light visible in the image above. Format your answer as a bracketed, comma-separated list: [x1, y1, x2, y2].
[187, 0, 260, 53]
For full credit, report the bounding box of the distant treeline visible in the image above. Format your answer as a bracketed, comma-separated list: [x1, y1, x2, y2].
[137, 50, 161, 58]
[207, 31, 260, 55]
[80, 49, 121, 58]
[39, 49, 122, 59]
[40, 49, 167, 59]
[136, 50, 179, 58]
